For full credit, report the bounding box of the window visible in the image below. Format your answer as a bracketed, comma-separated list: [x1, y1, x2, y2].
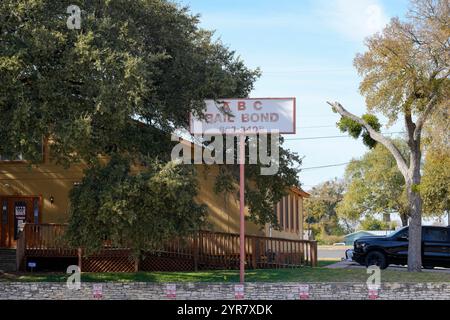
[33, 198, 40, 223]
[1, 200, 7, 224]
[423, 228, 448, 242]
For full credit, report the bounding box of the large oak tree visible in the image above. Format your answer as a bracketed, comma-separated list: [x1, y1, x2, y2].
[1, 0, 302, 254]
[0, 0, 259, 165]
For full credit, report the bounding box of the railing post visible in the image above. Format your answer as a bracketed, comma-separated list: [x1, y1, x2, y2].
[134, 255, 139, 272]
[310, 241, 318, 267]
[251, 238, 257, 269]
[77, 247, 82, 271]
[193, 232, 199, 271]
[16, 226, 26, 271]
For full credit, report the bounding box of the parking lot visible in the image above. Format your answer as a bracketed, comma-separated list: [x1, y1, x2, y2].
[325, 259, 450, 273]
[318, 245, 351, 261]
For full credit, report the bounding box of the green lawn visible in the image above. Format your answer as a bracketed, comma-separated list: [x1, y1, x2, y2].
[2, 261, 449, 283]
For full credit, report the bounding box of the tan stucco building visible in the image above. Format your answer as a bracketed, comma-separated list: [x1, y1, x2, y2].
[0, 143, 309, 248]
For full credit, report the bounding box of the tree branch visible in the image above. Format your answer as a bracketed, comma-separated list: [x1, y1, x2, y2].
[327, 101, 409, 179]
[414, 94, 438, 140]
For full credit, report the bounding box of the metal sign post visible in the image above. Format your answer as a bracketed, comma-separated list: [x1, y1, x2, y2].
[189, 98, 296, 284]
[239, 133, 245, 283]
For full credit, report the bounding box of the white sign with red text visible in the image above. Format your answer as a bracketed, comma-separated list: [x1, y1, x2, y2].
[190, 98, 296, 135]
[234, 284, 245, 299]
[166, 284, 176, 299]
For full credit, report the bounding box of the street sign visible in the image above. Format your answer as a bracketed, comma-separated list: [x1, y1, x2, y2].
[189, 98, 296, 135]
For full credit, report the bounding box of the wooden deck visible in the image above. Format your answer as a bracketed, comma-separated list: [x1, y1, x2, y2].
[17, 223, 317, 272]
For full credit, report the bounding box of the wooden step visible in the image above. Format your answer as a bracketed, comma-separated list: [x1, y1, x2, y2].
[0, 248, 16, 254]
[0, 248, 17, 271]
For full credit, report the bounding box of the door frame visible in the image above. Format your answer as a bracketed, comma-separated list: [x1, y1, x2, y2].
[0, 195, 42, 248]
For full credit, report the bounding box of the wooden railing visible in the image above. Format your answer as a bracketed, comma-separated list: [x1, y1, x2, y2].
[19, 224, 318, 269]
[194, 231, 318, 268]
[22, 223, 77, 257]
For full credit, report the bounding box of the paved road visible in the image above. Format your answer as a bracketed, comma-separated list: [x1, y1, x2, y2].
[326, 260, 450, 273]
[318, 245, 351, 260]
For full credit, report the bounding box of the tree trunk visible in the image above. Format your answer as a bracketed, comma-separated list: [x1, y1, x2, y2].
[407, 189, 422, 272]
[400, 213, 409, 227]
[405, 116, 423, 272]
[406, 160, 423, 272]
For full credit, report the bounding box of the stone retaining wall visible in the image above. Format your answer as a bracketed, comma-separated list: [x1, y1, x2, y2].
[1, 282, 449, 300]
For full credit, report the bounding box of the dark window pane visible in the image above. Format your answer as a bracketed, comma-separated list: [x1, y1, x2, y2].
[33, 198, 39, 223]
[1, 200, 7, 224]
[423, 228, 448, 242]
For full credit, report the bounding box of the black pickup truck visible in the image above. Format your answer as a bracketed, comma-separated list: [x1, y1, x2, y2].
[350, 226, 450, 269]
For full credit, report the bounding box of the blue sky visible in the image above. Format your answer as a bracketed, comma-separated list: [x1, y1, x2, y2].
[178, 0, 410, 190]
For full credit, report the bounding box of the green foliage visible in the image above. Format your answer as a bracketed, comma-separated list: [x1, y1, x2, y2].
[337, 139, 449, 226]
[245, 138, 302, 228]
[211, 135, 302, 229]
[337, 114, 381, 149]
[0, 0, 260, 165]
[421, 147, 450, 215]
[354, 6, 449, 123]
[65, 156, 206, 255]
[1, 0, 262, 250]
[315, 234, 344, 245]
[359, 216, 391, 231]
[304, 179, 348, 239]
[337, 141, 410, 226]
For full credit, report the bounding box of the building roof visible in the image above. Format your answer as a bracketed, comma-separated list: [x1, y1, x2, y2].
[290, 186, 310, 198]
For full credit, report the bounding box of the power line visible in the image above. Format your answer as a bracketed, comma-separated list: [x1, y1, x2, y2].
[285, 131, 405, 141]
[301, 162, 350, 170]
[263, 68, 353, 74]
[287, 134, 351, 140]
[296, 125, 336, 129]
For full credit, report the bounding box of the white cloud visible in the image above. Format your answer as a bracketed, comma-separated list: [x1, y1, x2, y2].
[316, 0, 389, 41]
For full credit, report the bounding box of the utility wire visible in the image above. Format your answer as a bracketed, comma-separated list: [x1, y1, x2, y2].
[285, 131, 405, 141]
[301, 162, 350, 170]
[296, 125, 336, 129]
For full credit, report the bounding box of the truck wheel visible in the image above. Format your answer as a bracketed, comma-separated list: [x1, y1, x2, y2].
[365, 251, 387, 269]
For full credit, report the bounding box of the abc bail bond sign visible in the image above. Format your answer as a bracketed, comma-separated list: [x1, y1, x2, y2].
[190, 98, 296, 134]
[188, 97, 296, 284]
